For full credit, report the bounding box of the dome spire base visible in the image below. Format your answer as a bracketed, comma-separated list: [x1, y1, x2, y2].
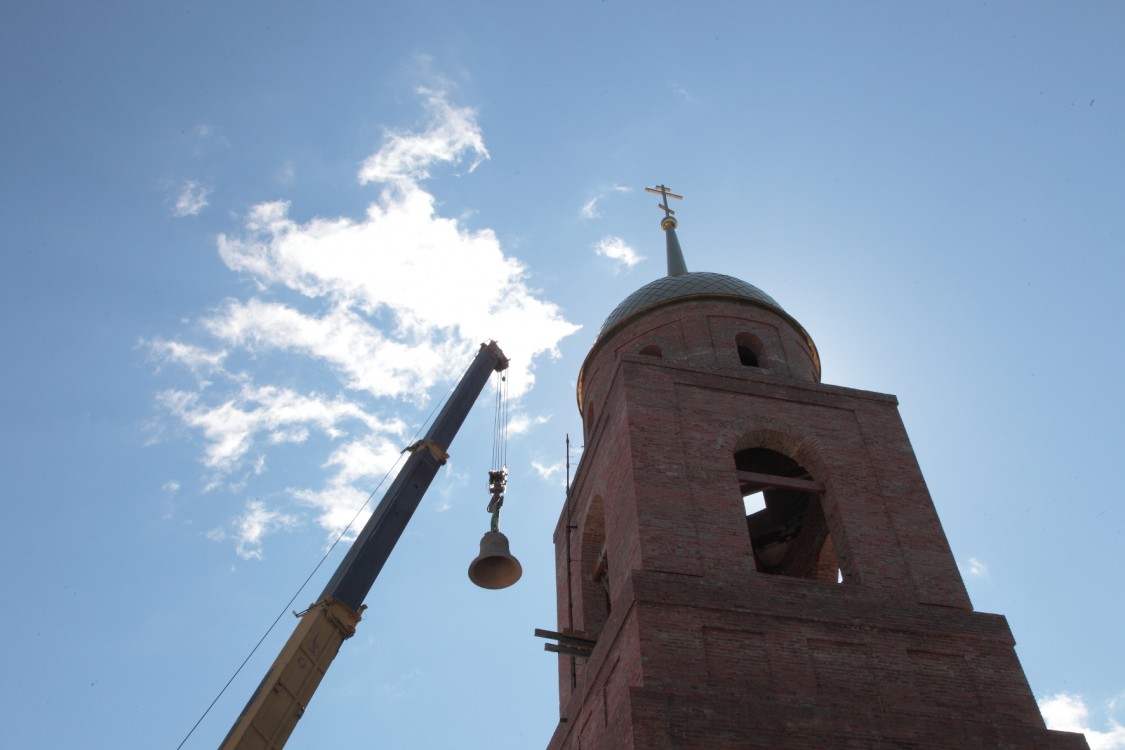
[663, 221, 688, 276]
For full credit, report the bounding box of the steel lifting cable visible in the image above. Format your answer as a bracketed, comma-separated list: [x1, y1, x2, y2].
[492, 373, 510, 472]
[487, 368, 509, 532]
[174, 360, 467, 749]
[491, 368, 509, 471]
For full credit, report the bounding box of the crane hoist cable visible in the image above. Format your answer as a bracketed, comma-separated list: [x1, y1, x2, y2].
[486, 368, 509, 532]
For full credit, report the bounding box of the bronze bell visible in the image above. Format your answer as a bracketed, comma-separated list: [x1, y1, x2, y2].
[468, 530, 522, 589]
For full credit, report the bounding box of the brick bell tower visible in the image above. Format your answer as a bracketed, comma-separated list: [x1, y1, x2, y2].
[542, 187, 1087, 749]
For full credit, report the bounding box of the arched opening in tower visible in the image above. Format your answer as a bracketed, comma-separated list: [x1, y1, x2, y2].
[579, 496, 609, 634]
[734, 448, 841, 583]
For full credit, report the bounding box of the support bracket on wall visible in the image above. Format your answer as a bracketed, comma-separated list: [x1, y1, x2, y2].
[534, 628, 597, 659]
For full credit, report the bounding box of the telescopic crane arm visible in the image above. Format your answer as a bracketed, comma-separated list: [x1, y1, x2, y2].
[219, 341, 509, 750]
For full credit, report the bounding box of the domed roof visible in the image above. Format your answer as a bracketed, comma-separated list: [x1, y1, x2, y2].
[597, 271, 785, 339]
[578, 192, 821, 411]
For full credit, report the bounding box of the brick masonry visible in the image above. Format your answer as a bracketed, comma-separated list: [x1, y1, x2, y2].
[547, 295, 1088, 749]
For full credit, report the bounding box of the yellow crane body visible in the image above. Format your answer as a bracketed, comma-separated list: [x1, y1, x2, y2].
[219, 598, 362, 750]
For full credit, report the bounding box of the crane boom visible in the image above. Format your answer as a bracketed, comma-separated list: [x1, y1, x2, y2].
[219, 341, 509, 750]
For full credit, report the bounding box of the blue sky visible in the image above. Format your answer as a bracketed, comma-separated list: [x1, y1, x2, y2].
[2, 2, 1123, 748]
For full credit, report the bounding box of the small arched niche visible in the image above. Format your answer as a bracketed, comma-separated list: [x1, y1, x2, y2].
[735, 447, 841, 583]
[579, 496, 609, 634]
[735, 332, 762, 367]
[638, 344, 663, 358]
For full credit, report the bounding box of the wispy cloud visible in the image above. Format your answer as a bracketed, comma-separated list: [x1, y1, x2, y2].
[173, 181, 211, 217]
[375, 667, 423, 700]
[233, 499, 298, 560]
[358, 87, 488, 186]
[509, 412, 549, 436]
[963, 557, 988, 577]
[594, 235, 644, 273]
[293, 482, 378, 541]
[144, 338, 227, 375]
[581, 197, 600, 219]
[157, 383, 391, 481]
[160, 480, 181, 520]
[1040, 693, 1125, 749]
[580, 184, 632, 220]
[190, 123, 231, 153]
[669, 82, 692, 102]
[152, 87, 579, 555]
[290, 432, 408, 537]
[531, 460, 564, 484]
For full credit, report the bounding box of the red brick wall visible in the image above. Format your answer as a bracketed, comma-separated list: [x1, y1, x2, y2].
[549, 297, 1087, 749]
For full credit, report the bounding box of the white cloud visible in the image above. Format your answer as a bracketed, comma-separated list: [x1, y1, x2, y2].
[1040, 693, 1125, 749]
[157, 383, 388, 476]
[358, 87, 488, 186]
[154, 87, 578, 556]
[234, 499, 298, 560]
[964, 557, 988, 577]
[508, 413, 549, 436]
[288, 433, 410, 541]
[322, 432, 406, 486]
[292, 483, 374, 542]
[201, 298, 465, 400]
[580, 185, 632, 220]
[144, 337, 227, 374]
[669, 82, 692, 102]
[531, 460, 564, 483]
[268, 426, 309, 444]
[160, 479, 182, 520]
[594, 235, 644, 273]
[173, 181, 211, 217]
[215, 194, 578, 401]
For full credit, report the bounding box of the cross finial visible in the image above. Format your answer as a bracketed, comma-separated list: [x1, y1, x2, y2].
[645, 184, 683, 222]
[645, 184, 688, 276]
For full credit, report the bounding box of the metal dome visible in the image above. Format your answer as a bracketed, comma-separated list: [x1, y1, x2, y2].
[597, 271, 785, 339]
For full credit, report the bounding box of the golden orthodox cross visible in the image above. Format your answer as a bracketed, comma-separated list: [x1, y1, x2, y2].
[645, 184, 683, 218]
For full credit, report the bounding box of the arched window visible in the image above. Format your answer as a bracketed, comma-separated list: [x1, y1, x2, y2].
[736, 332, 761, 367]
[579, 497, 609, 634]
[735, 447, 841, 583]
[639, 344, 662, 358]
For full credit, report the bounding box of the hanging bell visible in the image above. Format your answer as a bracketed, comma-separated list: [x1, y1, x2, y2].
[468, 530, 522, 589]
